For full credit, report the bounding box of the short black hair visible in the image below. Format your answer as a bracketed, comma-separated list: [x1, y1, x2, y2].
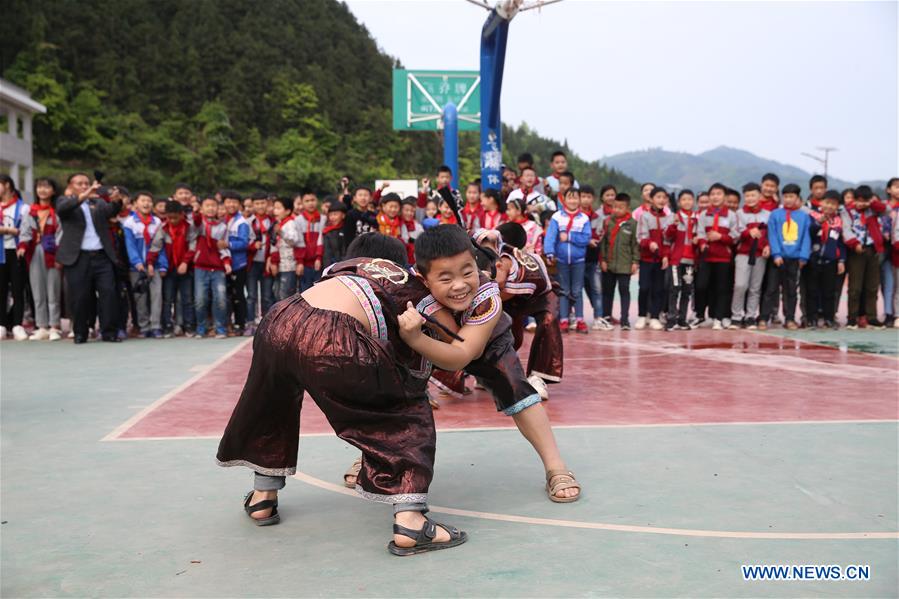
[251, 191, 268, 201]
[414, 225, 476, 275]
[579, 184, 595, 196]
[482, 188, 506, 212]
[496, 222, 527, 249]
[887, 177, 899, 189]
[641, 182, 656, 191]
[855, 185, 874, 200]
[437, 165, 452, 175]
[708, 183, 727, 194]
[221, 189, 242, 201]
[650, 186, 668, 199]
[154, 196, 168, 205]
[174, 183, 192, 193]
[165, 200, 183, 214]
[678, 189, 695, 200]
[614, 192, 631, 204]
[565, 187, 580, 197]
[67, 172, 89, 184]
[822, 190, 841, 204]
[761, 173, 781, 185]
[742, 182, 761, 193]
[380, 192, 401, 207]
[353, 186, 372, 197]
[599, 184, 617, 197]
[134, 190, 154, 201]
[516, 152, 534, 166]
[272, 197, 292, 211]
[401, 196, 418, 208]
[809, 174, 828, 188]
[782, 183, 802, 196]
[551, 150, 567, 160]
[559, 171, 575, 183]
[345, 232, 409, 267]
[520, 165, 536, 175]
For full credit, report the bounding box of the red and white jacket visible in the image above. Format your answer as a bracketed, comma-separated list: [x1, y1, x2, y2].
[637, 208, 673, 263]
[664, 210, 698, 266]
[295, 210, 326, 267]
[696, 206, 736, 263]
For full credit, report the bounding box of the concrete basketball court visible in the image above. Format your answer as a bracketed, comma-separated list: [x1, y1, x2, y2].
[1, 324, 897, 597]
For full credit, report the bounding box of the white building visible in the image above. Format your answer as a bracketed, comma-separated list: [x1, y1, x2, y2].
[0, 78, 47, 202]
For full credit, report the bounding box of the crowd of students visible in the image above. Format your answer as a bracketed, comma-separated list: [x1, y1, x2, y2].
[0, 154, 897, 343]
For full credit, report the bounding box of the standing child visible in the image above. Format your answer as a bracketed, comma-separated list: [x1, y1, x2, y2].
[123, 191, 168, 338]
[504, 198, 542, 255]
[759, 184, 811, 330]
[730, 183, 770, 328]
[636, 187, 672, 330]
[322, 203, 349, 269]
[507, 167, 553, 215]
[296, 192, 326, 292]
[544, 188, 592, 333]
[579, 185, 608, 329]
[400, 198, 423, 265]
[150, 201, 196, 338]
[480, 188, 507, 230]
[665, 190, 698, 330]
[222, 191, 251, 335]
[0, 175, 28, 340]
[695, 183, 737, 330]
[760, 173, 781, 212]
[376, 193, 404, 240]
[600, 193, 639, 330]
[841, 185, 886, 329]
[807, 190, 846, 328]
[268, 197, 301, 302]
[245, 193, 274, 334]
[192, 196, 233, 338]
[460, 182, 484, 234]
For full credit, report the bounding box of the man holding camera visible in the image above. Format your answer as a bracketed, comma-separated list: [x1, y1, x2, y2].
[57, 172, 124, 344]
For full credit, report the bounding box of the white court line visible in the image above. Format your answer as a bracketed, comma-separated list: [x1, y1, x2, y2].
[100, 338, 252, 441]
[291, 471, 899, 540]
[105, 419, 897, 442]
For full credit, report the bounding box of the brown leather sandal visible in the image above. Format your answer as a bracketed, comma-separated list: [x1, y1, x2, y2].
[546, 469, 581, 503]
[343, 456, 363, 488]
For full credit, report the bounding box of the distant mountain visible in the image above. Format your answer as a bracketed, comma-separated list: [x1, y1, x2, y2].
[601, 146, 881, 194]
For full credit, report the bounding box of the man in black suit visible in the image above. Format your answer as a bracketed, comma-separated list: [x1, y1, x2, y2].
[57, 173, 124, 343]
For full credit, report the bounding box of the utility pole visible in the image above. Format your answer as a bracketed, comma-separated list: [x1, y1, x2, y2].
[800, 146, 838, 178]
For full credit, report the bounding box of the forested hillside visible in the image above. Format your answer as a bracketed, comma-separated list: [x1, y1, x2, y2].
[2, 0, 637, 195]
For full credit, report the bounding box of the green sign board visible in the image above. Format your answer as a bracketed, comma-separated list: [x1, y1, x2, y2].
[392, 69, 480, 131]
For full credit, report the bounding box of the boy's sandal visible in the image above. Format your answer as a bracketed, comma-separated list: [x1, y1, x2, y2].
[545, 469, 581, 503]
[343, 456, 363, 488]
[243, 491, 280, 526]
[388, 517, 468, 556]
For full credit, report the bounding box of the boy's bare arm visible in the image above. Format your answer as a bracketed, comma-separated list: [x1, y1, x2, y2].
[398, 302, 500, 371]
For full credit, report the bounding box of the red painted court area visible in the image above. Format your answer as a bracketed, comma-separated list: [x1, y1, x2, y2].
[112, 330, 898, 440]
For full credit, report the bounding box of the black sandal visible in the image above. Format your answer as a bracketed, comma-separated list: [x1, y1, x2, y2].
[243, 491, 280, 526]
[387, 516, 468, 556]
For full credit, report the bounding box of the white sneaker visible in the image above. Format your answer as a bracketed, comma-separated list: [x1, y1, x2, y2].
[592, 317, 614, 331]
[67, 330, 75, 339]
[649, 318, 663, 330]
[0, 325, 6, 339]
[12, 325, 28, 341]
[48, 328, 62, 341]
[524, 321, 537, 332]
[29, 328, 50, 341]
[635, 316, 647, 330]
[712, 319, 723, 330]
[527, 375, 549, 401]
[722, 318, 732, 329]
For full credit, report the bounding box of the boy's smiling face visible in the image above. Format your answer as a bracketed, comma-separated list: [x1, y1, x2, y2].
[382, 201, 400, 219]
[421, 251, 480, 312]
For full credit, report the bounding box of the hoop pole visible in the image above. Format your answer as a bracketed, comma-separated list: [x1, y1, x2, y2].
[443, 102, 459, 189]
[480, 8, 511, 190]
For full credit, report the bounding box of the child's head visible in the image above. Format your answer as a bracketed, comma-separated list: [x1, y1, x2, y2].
[725, 188, 741, 210]
[677, 189, 695, 211]
[516, 152, 534, 173]
[599, 184, 617, 208]
[853, 185, 874, 210]
[496, 222, 527, 250]
[153, 197, 168, 219]
[328, 203, 347, 226]
[563, 188, 580, 212]
[272, 197, 291, 220]
[742, 182, 761, 208]
[505, 198, 524, 221]
[809, 175, 828, 199]
[173, 183, 192, 205]
[380, 193, 401, 218]
[438, 198, 455, 219]
[301, 192, 318, 213]
[353, 187, 372, 210]
[401, 198, 417, 221]
[820, 190, 841, 216]
[252, 192, 268, 215]
[436, 165, 453, 188]
[321, 198, 331, 215]
[35, 177, 59, 204]
[650, 187, 669, 210]
[201, 196, 219, 218]
[519, 166, 536, 188]
[165, 200, 184, 224]
[425, 199, 438, 219]
[242, 197, 253, 217]
[578, 184, 595, 211]
[886, 177, 899, 201]
[708, 183, 727, 207]
[414, 225, 480, 312]
[134, 192, 153, 215]
[474, 228, 502, 255]
[781, 183, 802, 209]
[558, 172, 575, 195]
[465, 182, 480, 205]
[761, 173, 780, 199]
[345, 232, 409, 267]
[640, 182, 655, 204]
[222, 190, 242, 215]
[612, 193, 631, 217]
[550, 150, 568, 175]
[697, 192, 710, 211]
[481, 188, 504, 212]
[217, 203, 227, 219]
[841, 188, 855, 206]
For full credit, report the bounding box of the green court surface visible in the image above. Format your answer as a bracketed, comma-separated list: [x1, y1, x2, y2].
[1, 334, 897, 597]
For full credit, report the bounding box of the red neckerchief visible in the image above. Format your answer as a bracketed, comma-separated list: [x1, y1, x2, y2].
[785, 208, 794, 227]
[461, 202, 482, 230]
[166, 219, 189, 266]
[651, 207, 663, 241]
[401, 217, 417, 231]
[377, 212, 402, 237]
[512, 215, 529, 225]
[743, 205, 761, 214]
[137, 212, 154, 247]
[30, 203, 56, 240]
[202, 216, 221, 250]
[563, 208, 582, 234]
[603, 205, 614, 216]
[277, 214, 295, 240]
[323, 220, 344, 235]
[252, 214, 268, 241]
[483, 209, 504, 230]
[709, 206, 725, 232]
[0, 197, 17, 210]
[439, 213, 458, 225]
[302, 209, 322, 245]
[583, 208, 597, 220]
[518, 184, 533, 197]
[608, 213, 631, 262]
[821, 215, 831, 245]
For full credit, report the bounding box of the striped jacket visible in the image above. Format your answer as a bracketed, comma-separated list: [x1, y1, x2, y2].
[637, 208, 673, 262]
[733, 207, 770, 257]
[696, 207, 736, 263]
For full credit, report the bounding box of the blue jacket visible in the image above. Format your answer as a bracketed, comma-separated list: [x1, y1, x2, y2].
[544, 210, 592, 264]
[809, 215, 847, 264]
[122, 212, 168, 272]
[225, 213, 251, 271]
[768, 207, 811, 261]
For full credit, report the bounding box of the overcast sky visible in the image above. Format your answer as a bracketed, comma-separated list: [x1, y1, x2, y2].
[345, 0, 898, 182]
